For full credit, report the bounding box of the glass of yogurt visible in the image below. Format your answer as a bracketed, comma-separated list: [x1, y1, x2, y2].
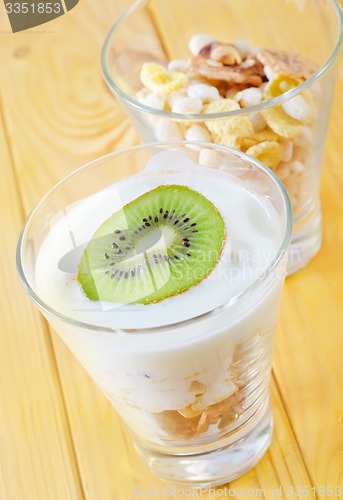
[101, 0, 343, 274]
[17, 142, 292, 486]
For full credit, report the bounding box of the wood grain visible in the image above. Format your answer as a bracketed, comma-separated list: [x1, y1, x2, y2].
[0, 93, 83, 500]
[0, 0, 342, 498]
[148, 0, 333, 65]
[274, 63, 343, 490]
[0, 1, 139, 499]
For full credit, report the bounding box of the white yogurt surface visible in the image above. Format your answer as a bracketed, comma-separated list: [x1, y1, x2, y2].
[35, 151, 282, 330]
[35, 151, 286, 417]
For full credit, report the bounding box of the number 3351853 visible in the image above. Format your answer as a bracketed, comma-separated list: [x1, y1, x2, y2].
[5, 3, 62, 14]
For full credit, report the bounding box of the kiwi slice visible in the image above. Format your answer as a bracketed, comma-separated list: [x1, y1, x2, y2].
[78, 185, 225, 305]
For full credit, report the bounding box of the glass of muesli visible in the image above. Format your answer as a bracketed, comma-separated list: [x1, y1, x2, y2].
[102, 0, 343, 274]
[17, 142, 292, 486]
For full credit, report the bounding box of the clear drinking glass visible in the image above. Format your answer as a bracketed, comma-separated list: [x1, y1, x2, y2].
[17, 142, 292, 486]
[101, 0, 343, 274]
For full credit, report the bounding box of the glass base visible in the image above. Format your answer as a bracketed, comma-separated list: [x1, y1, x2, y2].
[287, 204, 322, 276]
[132, 398, 273, 487]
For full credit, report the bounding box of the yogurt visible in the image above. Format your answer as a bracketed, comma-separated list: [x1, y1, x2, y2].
[34, 151, 287, 441]
[36, 151, 281, 329]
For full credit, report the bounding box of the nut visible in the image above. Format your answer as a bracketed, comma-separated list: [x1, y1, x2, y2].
[210, 43, 242, 66]
[156, 410, 199, 440]
[188, 55, 264, 87]
[206, 59, 224, 68]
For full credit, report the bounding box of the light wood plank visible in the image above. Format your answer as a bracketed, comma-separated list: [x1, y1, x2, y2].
[148, 0, 334, 65]
[0, 1, 139, 206]
[0, 98, 83, 500]
[274, 64, 343, 490]
[1, 0, 342, 498]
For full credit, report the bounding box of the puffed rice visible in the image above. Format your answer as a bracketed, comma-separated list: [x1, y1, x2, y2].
[189, 34, 216, 56]
[168, 59, 189, 72]
[167, 90, 188, 109]
[249, 112, 267, 132]
[292, 144, 309, 162]
[135, 89, 149, 103]
[236, 87, 262, 108]
[281, 140, 294, 162]
[294, 126, 313, 146]
[282, 95, 312, 122]
[233, 39, 252, 58]
[185, 124, 211, 142]
[276, 163, 291, 181]
[172, 96, 203, 114]
[233, 91, 243, 102]
[142, 92, 165, 110]
[289, 160, 305, 174]
[251, 46, 262, 56]
[263, 65, 275, 81]
[187, 83, 220, 102]
[154, 119, 183, 141]
[302, 88, 316, 110]
[198, 148, 220, 168]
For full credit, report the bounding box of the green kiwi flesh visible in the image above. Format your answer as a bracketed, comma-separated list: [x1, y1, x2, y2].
[78, 185, 225, 304]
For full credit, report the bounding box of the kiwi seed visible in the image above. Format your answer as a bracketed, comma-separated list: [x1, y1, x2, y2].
[78, 185, 225, 305]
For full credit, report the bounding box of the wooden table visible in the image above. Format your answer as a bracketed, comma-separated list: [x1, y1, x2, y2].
[0, 1, 342, 498]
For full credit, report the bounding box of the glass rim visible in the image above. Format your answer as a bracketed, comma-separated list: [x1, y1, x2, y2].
[101, 0, 343, 121]
[16, 141, 293, 335]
